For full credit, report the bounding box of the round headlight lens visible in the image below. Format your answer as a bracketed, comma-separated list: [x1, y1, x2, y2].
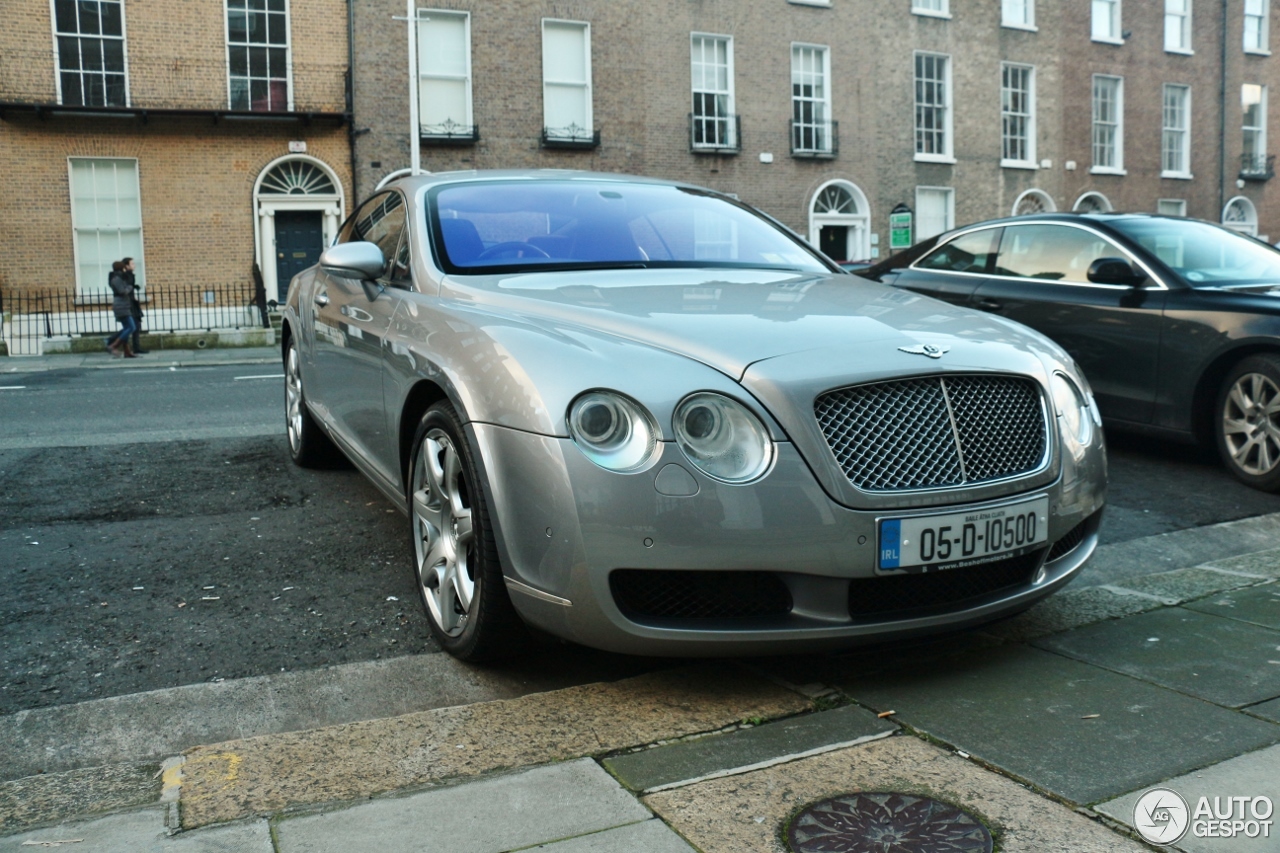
[1051, 373, 1092, 445]
[567, 391, 659, 472]
[673, 393, 773, 483]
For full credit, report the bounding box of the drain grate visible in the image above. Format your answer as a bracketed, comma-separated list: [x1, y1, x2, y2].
[787, 792, 993, 852]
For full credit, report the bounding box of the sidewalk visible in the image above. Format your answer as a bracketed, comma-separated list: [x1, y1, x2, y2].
[0, 345, 281, 373]
[3, 530, 1279, 852]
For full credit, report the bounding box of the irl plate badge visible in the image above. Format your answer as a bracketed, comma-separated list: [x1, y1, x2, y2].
[898, 344, 951, 359]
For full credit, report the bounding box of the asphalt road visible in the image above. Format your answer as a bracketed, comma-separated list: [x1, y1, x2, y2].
[1, 364, 1278, 716]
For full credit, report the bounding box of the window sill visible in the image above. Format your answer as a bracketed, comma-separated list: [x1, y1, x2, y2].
[911, 8, 952, 19]
[787, 0, 832, 6]
[1001, 23, 1038, 32]
[1161, 171, 1194, 180]
[1090, 166, 1127, 176]
[915, 154, 956, 164]
[1245, 48, 1272, 56]
[1092, 36, 1126, 46]
[1165, 47, 1194, 56]
[1001, 159, 1038, 170]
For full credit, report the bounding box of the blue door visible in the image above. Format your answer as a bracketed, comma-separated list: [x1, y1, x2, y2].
[275, 210, 324, 301]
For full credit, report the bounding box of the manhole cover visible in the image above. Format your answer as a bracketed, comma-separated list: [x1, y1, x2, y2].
[787, 792, 993, 852]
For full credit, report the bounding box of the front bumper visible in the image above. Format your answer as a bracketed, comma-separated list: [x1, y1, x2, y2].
[472, 424, 1106, 656]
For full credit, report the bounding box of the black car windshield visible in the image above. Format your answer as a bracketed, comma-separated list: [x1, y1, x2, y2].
[429, 180, 830, 274]
[1107, 217, 1280, 287]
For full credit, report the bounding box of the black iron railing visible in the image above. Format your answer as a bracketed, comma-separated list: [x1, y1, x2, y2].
[1240, 153, 1275, 181]
[689, 113, 741, 154]
[0, 281, 269, 342]
[541, 124, 601, 149]
[421, 120, 480, 145]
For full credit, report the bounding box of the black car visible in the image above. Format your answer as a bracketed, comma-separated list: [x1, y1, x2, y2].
[860, 213, 1280, 491]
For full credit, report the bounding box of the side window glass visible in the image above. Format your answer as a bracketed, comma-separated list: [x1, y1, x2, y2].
[995, 224, 1127, 283]
[387, 223, 412, 285]
[353, 193, 407, 272]
[915, 228, 1001, 274]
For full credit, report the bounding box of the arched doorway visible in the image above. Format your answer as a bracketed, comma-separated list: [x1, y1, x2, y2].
[1072, 191, 1113, 213]
[254, 155, 346, 302]
[809, 180, 871, 261]
[1222, 196, 1259, 236]
[1012, 189, 1056, 216]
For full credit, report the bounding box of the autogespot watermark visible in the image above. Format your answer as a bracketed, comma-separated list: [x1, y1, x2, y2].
[1134, 788, 1274, 845]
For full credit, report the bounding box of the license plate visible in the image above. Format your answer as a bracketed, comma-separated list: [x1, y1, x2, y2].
[877, 496, 1049, 574]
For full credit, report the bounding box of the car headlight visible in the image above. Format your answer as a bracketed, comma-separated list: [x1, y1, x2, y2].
[567, 391, 660, 472]
[673, 392, 773, 483]
[1051, 373, 1093, 445]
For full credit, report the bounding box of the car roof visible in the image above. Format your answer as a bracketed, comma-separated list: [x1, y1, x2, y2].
[383, 168, 719, 194]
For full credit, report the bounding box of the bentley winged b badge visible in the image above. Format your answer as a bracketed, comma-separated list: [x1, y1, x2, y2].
[898, 343, 951, 359]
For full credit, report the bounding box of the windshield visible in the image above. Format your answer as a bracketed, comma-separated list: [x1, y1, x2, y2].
[1107, 217, 1280, 286]
[429, 180, 831, 274]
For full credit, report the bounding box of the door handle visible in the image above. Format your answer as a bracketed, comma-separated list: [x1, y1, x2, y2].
[313, 292, 330, 307]
[973, 297, 1002, 311]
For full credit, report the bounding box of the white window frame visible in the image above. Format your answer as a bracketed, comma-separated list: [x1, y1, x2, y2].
[417, 9, 472, 138]
[1001, 63, 1036, 169]
[914, 52, 954, 163]
[1157, 199, 1187, 216]
[51, 0, 131, 107]
[790, 43, 833, 156]
[1001, 0, 1036, 30]
[1243, 84, 1268, 173]
[1164, 0, 1192, 53]
[1092, 0, 1123, 43]
[541, 19, 593, 142]
[224, 0, 294, 112]
[1091, 74, 1125, 174]
[912, 0, 950, 19]
[915, 186, 955, 241]
[690, 33, 736, 151]
[1245, 0, 1270, 54]
[1161, 84, 1192, 178]
[67, 157, 145, 297]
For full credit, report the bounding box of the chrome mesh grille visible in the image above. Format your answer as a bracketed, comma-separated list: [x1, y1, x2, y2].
[814, 375, 1047, 491]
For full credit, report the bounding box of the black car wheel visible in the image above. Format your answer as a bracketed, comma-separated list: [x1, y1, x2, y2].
[407, 401, 525, 661]
[284, 338, 344, 468]
[1216, 354, 1280, 491]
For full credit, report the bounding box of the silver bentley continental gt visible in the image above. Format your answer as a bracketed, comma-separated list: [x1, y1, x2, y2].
[281, 170, 1106, 661]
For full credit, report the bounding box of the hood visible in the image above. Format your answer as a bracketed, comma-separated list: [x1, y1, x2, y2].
[445, 268, 1053, 379]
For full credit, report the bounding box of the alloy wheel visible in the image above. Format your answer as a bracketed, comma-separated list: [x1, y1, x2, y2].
[1222, 371, 1280, 476]
[411, 429, 476, 636]
[285, 345, 303, 455]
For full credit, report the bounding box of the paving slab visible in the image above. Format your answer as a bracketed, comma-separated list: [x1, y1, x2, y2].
[1184, 582, 1280, 630]
[644, 734, 1146, 853]
[1096, 744, 1280, 853]
[1036, 607, 1280, 708]
[835, 645, 1280, 805]
[978, 584, 1163, 643]
[603, 705, 896, 793]
[508, 818, 694, 852]
[0, 762, 160, 832]
[178, 665, 809, 828]
[1115, 567, 1263, 604]
[1247, 698, 1280, 724]
[0, 808, 271, 852]
[274, 759, 649, 853]
[1204, 548, 1280, 578]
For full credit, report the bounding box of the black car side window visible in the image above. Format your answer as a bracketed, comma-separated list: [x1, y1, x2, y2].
[914, 228, 1001, 274]
[995, 224, 1128, 284]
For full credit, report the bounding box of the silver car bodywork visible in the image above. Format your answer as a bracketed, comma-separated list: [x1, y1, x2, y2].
[283, 170, 1106, 656]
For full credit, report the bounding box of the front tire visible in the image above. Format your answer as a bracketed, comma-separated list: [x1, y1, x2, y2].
[1215, 355, 1280, 492]
[284, 338, 344, 468]
[407, 401, 525, 661]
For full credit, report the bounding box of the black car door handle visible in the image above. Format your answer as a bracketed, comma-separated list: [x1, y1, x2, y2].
[973, 297, 1002, 311]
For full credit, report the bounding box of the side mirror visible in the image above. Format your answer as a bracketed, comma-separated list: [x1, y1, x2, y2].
[320, 241, 385, 281]
[1087, 257, 1145, 286]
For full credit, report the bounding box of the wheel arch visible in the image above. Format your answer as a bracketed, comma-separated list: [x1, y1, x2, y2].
[1191, 343, 1280, 444]
[398, 379, 452, 492]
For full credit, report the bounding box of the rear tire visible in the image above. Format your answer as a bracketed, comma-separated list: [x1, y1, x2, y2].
[1215, 354, 1280, 492]
[407, 401, 525, 661]
[284, 338, 344, 468]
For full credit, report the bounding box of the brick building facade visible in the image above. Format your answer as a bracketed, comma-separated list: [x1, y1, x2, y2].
[352, 0, 1280, 253]
[0, 0, 352, 303]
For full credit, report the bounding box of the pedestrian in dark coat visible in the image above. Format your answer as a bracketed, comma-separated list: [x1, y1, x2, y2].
[107, 261, 138, 358]
[121, 257, 147, 353]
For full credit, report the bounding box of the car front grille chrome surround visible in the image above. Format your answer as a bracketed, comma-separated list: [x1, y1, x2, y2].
[814, 374, 1049, 492]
